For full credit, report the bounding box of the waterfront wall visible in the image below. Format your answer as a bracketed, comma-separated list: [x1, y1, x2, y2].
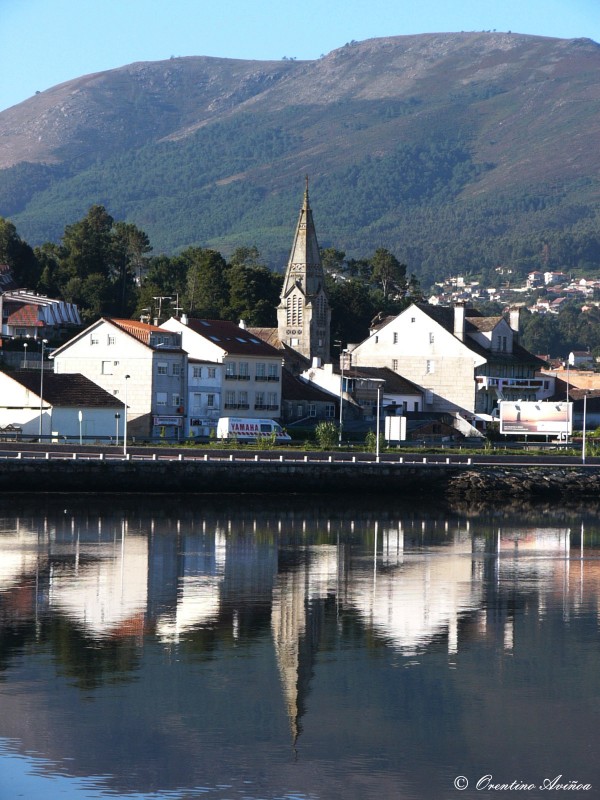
[2, 458, 600, 497]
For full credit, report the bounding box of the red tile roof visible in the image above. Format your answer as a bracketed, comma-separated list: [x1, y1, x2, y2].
[6, 304, 43, 327]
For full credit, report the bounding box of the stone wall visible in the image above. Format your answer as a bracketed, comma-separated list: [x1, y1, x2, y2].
[2, 458, 600, 498]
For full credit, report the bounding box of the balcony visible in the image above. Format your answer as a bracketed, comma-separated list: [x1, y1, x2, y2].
[225, 374, 250, 381]
[224, 402, 250, 410]
[267, 375, 280, 382]
[476, 376, 548, 392]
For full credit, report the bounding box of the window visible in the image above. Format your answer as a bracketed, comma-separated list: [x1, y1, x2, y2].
[192, 393, 201, 410]
[90, 334, 99, 345]
[309, 403, 317, 417]
[225, 390, 236, 408]
[225, 361, 237, 379]
[413, 401, 419, 411]
[107, 335, 116, 345]
[101, 361, 113, 375]
[157, 362, 168, 375]
[238, 391, 248, 408]
[429, 332, 435, 344]
[426, 360, 435, 374]
[268, 363, 279, 381]
[393, 332, 398, 344]
[193, 366, 202, 379]
[325, 404, 335, 418]
[156, 392, 167, 406]
[268, 392, 278, 409]
[239, 362, 249, 380]
[297, 405, 304, 417]
[172, 363, 181, 376]
[172, 394, 181, 407]
[207, 394, 215, 408]
[208, 367, 216, 379]
[255, 391, 265, 409]
[392, 359, 398, 371]
[411, 317, 416, 323]
[256, 363, 266, 380]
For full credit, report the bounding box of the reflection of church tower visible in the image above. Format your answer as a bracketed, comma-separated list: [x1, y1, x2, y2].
[277, 178, 331, 362]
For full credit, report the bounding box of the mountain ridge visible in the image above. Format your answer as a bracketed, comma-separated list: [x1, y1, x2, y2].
[2, 32, 600, 280]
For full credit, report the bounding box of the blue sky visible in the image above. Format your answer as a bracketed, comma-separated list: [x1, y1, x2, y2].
[1, 0, 599, 112]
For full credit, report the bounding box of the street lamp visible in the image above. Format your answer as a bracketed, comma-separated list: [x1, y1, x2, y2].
[115, 413, 121, 446]
[123, 375, 130, 456]
[23, 342, 28, 368]
[338, 348, 349, 447]
[373, 379, 385, 462]
[78, 410, 83, 446]
[582, 391, 588, 465]
[38, 338, 48, 441]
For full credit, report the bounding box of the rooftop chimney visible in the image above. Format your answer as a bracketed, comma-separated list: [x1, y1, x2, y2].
[453, 304, 465, 341]
[509, 308, 520, 343]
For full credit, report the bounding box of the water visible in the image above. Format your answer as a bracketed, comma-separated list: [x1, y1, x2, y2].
[0, 494, 599, 800]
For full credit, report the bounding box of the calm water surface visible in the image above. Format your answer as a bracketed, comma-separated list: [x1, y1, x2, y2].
[0, 495, 599, 800]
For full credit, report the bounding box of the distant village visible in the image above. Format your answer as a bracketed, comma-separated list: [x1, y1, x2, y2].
[1, 184, 600, 446]
[431, 268, 600, 318]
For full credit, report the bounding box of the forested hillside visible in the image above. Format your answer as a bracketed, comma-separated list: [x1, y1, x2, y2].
[1, 32, 600, 286]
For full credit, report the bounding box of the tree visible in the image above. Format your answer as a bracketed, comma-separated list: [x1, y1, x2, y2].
[370, 247, 407, 300]
[181, 248, 229, 318]
[320, 247, 346, 277]
[0, 217, 40, 287]
[226, 247, 282, 326]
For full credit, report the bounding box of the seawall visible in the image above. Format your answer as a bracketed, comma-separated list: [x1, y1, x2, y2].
[2, 457, 600, 497]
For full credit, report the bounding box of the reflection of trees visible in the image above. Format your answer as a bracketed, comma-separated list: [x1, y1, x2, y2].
[46, 617, 142, 690]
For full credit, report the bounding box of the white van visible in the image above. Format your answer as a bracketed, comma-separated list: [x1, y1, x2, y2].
[216, 417, 291, 442]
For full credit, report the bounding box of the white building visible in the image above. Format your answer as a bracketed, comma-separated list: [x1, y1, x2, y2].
[161, 316, 284, 425]
[187, 358, 223, 437]
[51, 317, 187, 440]
[0, 370, 122, 442]
[349, 303, 552, 424]
[1, 290, 81, 338]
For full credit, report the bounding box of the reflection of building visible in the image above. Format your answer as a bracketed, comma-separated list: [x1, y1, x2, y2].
[156, 530, 227, 642]
[49, 532, 149, 638]
[271, 545, 340, 743]
[348, 526, 481, 654]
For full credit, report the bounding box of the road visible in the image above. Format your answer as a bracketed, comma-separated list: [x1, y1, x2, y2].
[0, 441, 597, 467]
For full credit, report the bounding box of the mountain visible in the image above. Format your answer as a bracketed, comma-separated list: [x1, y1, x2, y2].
[2, 32, 600, 284]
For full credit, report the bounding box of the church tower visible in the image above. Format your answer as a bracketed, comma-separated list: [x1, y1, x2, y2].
[277, 178, 331, 363]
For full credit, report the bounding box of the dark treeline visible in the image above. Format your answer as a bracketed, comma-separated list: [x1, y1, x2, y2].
[0, 205, 423, 350]
[3, 203, 600, 359]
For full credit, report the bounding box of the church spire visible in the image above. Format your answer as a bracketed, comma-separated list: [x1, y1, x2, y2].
[277, 179, 331, 363]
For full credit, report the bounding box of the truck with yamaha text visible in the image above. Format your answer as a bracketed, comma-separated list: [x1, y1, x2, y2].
[216, 417, 291, 442]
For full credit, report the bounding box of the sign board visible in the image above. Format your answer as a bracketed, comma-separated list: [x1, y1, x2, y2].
[499, 401, 572, 436]
[153, 416, 183, 426]
[384, 416, 407, 442]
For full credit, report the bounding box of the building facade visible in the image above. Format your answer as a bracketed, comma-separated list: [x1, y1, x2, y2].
[349, 303, 552, 423]
[51, 318, 187, 439]
[161, 316, 284, 431]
